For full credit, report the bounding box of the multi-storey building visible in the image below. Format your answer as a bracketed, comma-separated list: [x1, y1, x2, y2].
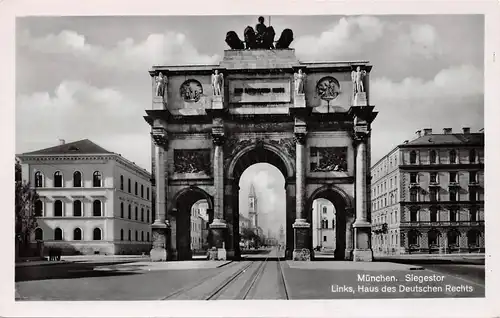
[371, 127, 484, 255]
[190, 204, 203, 251]
[17, 139, 152, 255]
[312, 199, 336, 250]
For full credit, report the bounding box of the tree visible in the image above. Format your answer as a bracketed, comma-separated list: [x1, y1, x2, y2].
[15, 159, 38, 249]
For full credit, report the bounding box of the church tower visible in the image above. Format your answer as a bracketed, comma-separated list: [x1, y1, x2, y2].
[248, 183, 258, 228]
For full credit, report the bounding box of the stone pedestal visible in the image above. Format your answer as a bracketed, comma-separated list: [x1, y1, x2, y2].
[352, 221, 373, 262]
[294, 93, 306, 108]
[209, 219, 227, 260]
[212, 95, 223, 109]
[150, 222, 170, 261]
[353, 92, 367, 106]
[152, 96, 165, 110]
[292, 220, 311, 261]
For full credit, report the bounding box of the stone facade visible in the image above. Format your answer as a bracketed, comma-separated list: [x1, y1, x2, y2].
[371, 128, 485, 255]
[145, 49, 377, 261]
[18, 139, 152, 256]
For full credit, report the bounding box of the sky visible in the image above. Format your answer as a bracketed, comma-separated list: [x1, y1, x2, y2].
[15, 15, 484, 235]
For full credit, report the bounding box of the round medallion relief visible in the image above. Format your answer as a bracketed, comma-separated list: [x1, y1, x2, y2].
[180, 79, 203, 102]
[316, 76, 340, 101]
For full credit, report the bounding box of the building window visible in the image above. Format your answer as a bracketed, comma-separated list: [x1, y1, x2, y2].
[35, 228, 43, 241]
[93, 228, 102, 240]
[73, 171, 82, 187]
[93, 200, 102, 216]
[449, 150, 457, 164]
[428, 230, 439, 247]
[34, 200, 43, 217]
[54, 200, 63, 217]
[141, 231, 144, 241]
[120, 175, 124, 190]
[467, 230, 480, 246]
[147, 232, 150, 242]
[323, 236, 327, 242]
[430, 207, 438, 222]
[332, 218, 335, 228]
[128, 178, 131, 193]
[135, 182, 138, 195]
[128, 230, 131, 241]
[54, 171, 63, 187]
[93, 171, 102, 187]
[128, 204, 131, 219]
[147, 188, 150, 200]
[410, 151, 417, 164]
[447, 230, 459, 246]
[141, 208, 144, 222]
[54, 228, 63, 241]
[469, 149, 476, 163]
[34, 172, 43, 188]
[120, 202, 124, 218]
[430, 172, 438, 183]
[449, 208, 458, 222]
[449, 188, 457, 202]
[147, 209, 150, 223]
[141, 185, 144, 198]
[469, 171, 477, 183]
[325, 220, 329, 228]
[410, 189, 418, 202]
[322, 206, 327, 214]
[120, 229, 124, 241]
[394, 211, 398, 223]
[430, 150, 437, 164]
[410, 173, 418, 183]
[135, 206, 138, 220]
[73, 228, 82, 241]
[408, 230, 419, 245]
[429, 188, 438, 202]
[73, 200, 82, 217]
[135, 231, 138, 241]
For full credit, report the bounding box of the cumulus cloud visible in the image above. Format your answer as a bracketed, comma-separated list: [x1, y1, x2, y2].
[16, 80, 151, 170]
[18, 29, 221, 71]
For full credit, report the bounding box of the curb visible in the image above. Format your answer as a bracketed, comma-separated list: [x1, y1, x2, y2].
[217, 260, 234, 268]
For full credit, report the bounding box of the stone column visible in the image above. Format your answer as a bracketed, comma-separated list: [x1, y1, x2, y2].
[209, 133, 227, 260]
[292, 132, 311, 261]
[150, 127, 170, 261]
[352, 135, 374, 262]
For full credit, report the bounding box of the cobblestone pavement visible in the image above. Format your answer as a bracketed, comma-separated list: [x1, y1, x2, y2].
[15, 249, 484, 300]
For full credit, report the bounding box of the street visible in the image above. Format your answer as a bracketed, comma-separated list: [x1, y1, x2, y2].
[15, 248, 485, 300]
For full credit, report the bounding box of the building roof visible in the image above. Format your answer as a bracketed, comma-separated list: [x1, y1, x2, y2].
[20, 139, 113, 156]
[401, 133, 484, 147]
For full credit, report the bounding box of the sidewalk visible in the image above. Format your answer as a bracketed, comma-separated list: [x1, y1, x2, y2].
[16, 255, 150, 268]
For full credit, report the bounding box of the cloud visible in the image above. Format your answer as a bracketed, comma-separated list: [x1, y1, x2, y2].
[16, 80, 151, 170]
[19, 29, 221, 71]
[294, 16, 385, 61]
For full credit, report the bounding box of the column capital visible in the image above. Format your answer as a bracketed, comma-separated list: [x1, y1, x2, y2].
[151, 127, 168, 148]
[294, 132, 307, 145]
[212, 134, 225, 146]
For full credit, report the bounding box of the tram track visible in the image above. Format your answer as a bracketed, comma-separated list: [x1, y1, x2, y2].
[161, 250, 289, 300]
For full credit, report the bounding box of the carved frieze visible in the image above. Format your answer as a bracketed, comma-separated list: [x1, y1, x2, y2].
[180, 79, 203, 102]
[310, 147, 348, 172]
[174, 149, 211, 175]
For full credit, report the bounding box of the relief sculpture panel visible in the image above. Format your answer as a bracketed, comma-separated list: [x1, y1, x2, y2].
[310, 147, 348, 172]
[174, 149, 211, 175]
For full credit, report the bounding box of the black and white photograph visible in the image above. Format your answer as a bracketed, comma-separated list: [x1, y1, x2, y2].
[1, 1, 499, 317]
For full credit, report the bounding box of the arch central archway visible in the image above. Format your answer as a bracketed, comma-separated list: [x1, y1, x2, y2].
[226, 143, 295, 259]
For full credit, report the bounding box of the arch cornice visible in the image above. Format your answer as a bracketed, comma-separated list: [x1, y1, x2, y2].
[307, 184, 353, 209]
[226, 142, 295, 180]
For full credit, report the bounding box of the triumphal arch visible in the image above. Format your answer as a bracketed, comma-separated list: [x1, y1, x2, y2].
[145, 19, 377, 262]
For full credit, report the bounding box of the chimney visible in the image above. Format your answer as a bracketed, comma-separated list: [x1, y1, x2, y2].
[59, 139, 66, 145]
[463, 127, 470, 134]
[415, 130, 421, 138]
[423, 128, 433, 136]
[443, 128, 452, 134]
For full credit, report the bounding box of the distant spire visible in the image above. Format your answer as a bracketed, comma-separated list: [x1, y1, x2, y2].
[249, 183, 256, 197]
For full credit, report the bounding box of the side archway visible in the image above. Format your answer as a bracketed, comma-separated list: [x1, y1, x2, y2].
[307, 185, 354, 260]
